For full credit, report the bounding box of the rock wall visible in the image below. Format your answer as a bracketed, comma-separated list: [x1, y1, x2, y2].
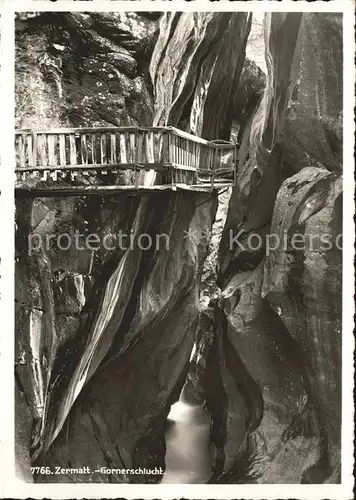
[16, 12, 157, 129]
[15, 12, 159, 480]
[203, 12, 342, 483]
[15, 12, 251, 482]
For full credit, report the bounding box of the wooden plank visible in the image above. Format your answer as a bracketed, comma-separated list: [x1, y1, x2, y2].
[119, 133, 127, 163]
[186, 139, 190, 167]
[190, 141, 194, 168]
[175, 135, 179, 164]
[145, 131, 154, 163]
[211, 167, 235, 176]
[168, 133, 174, 164]
[136, 130, 145, 163]
[214, 143, 236, 150]
[38, 134, 48, 167]
[208, 146, 213, 171]
[49, 170, 58, 181]
[110, 133, 117, 164]
[91, 134, 97, 164]
[194, 143, 200, 169]
[203, 145, 208, 171]
[129, 132, 136, 163]
[152, 132, 158, 163]
[41, 169, 48, 181]
[15, 184, 233, 198]
[191, 141, 194, 168]
[81, 134, 88, 164]
[16, 135, 26, 168]
[175, 182, 233, 190]
[154, 132, 164, 164]
[169, 163, 198, 172]
[69, 134, 77, 165]
[15, 126, 176, 135]
[26, 135, 33, 167]
[15, 184, 199, 197]
[161, 131, 169, 164]
[15, 162, 170, 172]
[32, 134, 37, 168]
[100, 134, 107, 164]
[59, 134, 66, 166]
[211, 163, 215, 192]
[47, 135, 57, 167]
[209, 148, 215, 171]
[15, 126, 232, 148]
[168, 126, 214, 145]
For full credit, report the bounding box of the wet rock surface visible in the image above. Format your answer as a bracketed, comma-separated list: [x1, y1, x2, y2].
[207, 13, 342, 483]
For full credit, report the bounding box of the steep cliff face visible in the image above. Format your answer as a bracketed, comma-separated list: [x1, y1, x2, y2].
[15, 12, 251, 482]
[206, 13, 342, 483]
[16, 12, 157, 128]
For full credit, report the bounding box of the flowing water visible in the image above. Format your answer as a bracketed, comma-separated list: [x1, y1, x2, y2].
[161, 389, 213, 484]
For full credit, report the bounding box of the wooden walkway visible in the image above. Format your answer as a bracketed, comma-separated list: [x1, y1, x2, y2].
[15, 126, 237, 196]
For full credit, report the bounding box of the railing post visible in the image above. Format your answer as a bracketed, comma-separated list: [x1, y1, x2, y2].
[100, 133, 107, 165]
[129, 132, 136, 164]
[48, 134, 58, 181]
[119, 133, 127, 164]
[31, 133, 37, 169]
[18, 134, 25, 168]
[48, 134, 57, 168]
[81, 134, 88, 165]
[69, 134, 76, 165]
[58, 134, 65, 167]
[110, 133, 117, 165]
[91, 133, 97, 165]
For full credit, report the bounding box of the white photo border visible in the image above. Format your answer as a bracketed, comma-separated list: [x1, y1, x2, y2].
[0, 1, 354, 498]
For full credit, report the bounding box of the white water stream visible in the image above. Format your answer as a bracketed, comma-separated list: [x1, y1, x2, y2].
[161, 389, 213, 484]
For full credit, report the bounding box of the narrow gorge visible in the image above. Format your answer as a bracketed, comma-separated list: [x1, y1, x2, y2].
[15, 11, 342, 484]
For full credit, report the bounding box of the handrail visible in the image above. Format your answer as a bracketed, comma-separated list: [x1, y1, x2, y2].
[14, 126, 237, 192]
[168, 127, 215, 146]
[15, 126, 235, 148]
[15, 126, 172, 135]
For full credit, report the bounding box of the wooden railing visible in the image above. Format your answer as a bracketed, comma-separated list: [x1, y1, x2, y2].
[15, 126, 236, 191]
